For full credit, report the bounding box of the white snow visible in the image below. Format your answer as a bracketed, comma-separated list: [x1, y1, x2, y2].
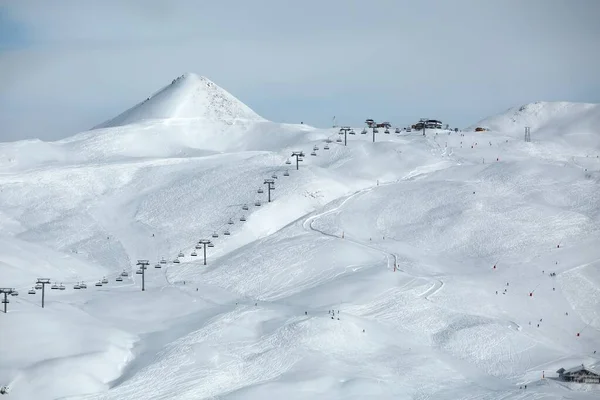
[0, 79, 599, 400]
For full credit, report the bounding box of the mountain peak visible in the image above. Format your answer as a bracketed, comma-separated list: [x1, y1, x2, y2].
[93, 73, 265, 129]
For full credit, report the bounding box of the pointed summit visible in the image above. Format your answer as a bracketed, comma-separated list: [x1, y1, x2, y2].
[93, 73, 265, 129]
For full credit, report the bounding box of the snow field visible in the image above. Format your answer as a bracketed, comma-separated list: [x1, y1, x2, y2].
[1, 75, 599, 400]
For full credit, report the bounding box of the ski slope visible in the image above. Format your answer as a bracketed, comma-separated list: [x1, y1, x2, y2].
[0, 75, 599, 399]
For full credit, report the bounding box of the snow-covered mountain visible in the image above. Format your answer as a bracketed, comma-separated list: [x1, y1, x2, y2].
[93, 72, 265, 129]
[468, 101, 600, 151]
[0, 78, 599, 400]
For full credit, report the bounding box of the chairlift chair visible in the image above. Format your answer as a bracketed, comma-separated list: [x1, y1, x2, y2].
[224, 230, 231, 236]
[95, 281, 102, 287]
[336, 138, 342, 143]
[283, 171, 289, 176]
[136, 269, 143, 274]
[208, 243, 214, 248]
[195, 244, 202, 249]
[116, 276, 123, 282]
[10, 291, 18, 296]
[395, 128, 400, 133]
[155, 263, 161, 269]
[325, 138, 332, 143]
[28, 288, 36, 295]
[242, 204, 248, 211]
[240, 216, 246, 221]
[160, 258, 167, 264]
[121, 271, 128, 277]
[80, 282, 87, 289]
[51, 283, 59, 290]
[59, 284, 65, 290]
[35, 283, 42, 290]
[349, 129, 356, 135]
[191, 251, 197, 256]
[178, 252, 184, 258]
[101, 277, 108, 284]
[255, 201, 261, 206]
[272, 174, 277, 179]
[257, 188, 264, 194]
[285, 159, 291, 165]
[385, 128, 390, 134]
[73, 283, 81, 289]
[311, 151, 317, 156]
[228, 218, 234, 225]
[173, 258, 180, 264]
[324, 144, 330, 150]
[212, 232, 219, 238]
[313, 145, 319, 151]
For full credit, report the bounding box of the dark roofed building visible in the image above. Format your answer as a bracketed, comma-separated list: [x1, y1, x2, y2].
[557, 364, 600, 384]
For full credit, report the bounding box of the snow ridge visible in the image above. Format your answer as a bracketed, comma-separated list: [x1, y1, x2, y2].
[469, 101, 600, 133]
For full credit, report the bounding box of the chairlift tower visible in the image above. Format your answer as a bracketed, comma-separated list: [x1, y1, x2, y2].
[36, 278, 51, 308]
[524, 126, 531, 142]
[198, 239, 212, 265]
[263, 179, 275, 202]
[291, 151, 305, 170]
[339, 127, 351, 146]
[0, 288, 18, 313]
[136, 260, 149, 291]
[420, 118, 427, 136]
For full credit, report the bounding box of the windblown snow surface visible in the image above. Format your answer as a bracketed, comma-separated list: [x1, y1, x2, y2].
[0, 77, 599, 400]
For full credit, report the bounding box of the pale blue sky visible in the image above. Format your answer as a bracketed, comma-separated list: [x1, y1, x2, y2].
[1, 0, 599, 141]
